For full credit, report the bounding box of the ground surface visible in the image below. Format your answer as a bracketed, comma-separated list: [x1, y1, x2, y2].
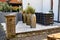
[1, 21, 60, 40]
[0, 24, 6, 40]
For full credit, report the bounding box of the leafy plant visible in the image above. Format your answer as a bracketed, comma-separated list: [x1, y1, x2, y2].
[3, 2, 10, 12]
[0, 2, 3, 11]
[0, 6, 3, 11]
[19, 6, 23, 11]
[25, 6, 35, 14]
[0, 2, 11, 12]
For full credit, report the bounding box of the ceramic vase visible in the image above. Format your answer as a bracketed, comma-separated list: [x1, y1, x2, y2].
[30, 14, 36, 28]
[26, 13, 31, 25]
[22, 13, 26, 23]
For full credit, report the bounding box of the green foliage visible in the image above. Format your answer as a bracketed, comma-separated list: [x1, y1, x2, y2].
[0, 6, 3, 11]
[0, 2, 11, 12]
[3, 2, 11, 12]
[25, 6, 35, 14]
[19, 6, 23, 11]
[0, 2, 3, 11]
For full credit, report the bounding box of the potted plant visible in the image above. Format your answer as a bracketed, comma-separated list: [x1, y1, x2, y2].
[25, 4, 36, 28]
[25, 6, 32, 25]
[30, 9, 36, 28]
[26, 3, 36, 27]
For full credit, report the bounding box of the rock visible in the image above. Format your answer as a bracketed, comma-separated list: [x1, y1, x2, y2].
[0, 24, 6, 40]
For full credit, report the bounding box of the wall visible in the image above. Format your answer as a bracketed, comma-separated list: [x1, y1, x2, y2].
[22, 0, 28, 10]
[58, 0, 60, 21]
[53, 0, 59, 21]
[42, 0, 51, 12]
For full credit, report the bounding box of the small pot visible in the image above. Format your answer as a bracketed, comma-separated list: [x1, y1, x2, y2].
[22, 13, 26, 23]
[30, 14, 36, 28]
[26, 13, 31, 25]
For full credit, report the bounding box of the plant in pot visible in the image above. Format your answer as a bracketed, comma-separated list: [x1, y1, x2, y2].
[30, 8, 36, 28]
[25, 5, 36, 27]
[25, 6, 32, 25]
[26, 4, 36, 28]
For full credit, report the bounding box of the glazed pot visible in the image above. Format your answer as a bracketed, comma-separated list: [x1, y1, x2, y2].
[30, 14, 36, 28]
[26, 13, 31, 25]
[22, 13, 26, 23]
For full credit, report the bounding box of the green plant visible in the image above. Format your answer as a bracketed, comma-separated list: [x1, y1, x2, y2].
[19, 6, 23, 11]
[0, 2, 3, 11]
[9, 5, 12, 11]
[0, 2, 11, 12]
[0, 6, 3, 11]
[25, 6, 35, 14]
[3, 2, 10, 12]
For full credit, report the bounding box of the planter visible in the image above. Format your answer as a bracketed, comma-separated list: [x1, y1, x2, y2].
[30, 14, 36, 28]
[22, 13, 26, 23]
[26, 13, 31, 25]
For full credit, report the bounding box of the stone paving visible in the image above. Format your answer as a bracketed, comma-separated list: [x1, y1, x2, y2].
[10, 31, 60, 40]
[10, 33, 47, 40]
[0, 24, 6, 40]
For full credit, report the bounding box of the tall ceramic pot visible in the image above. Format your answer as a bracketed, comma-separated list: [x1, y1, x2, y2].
[22, 13, 26, 23]
[30, 14, 36, 28]
[26, 13, 31, 25]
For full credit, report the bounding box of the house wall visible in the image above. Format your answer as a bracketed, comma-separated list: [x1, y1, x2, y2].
[27, 0, 43, 12]
[59, 0, 60, 21]
[42, 0, 51, 12]
[53, 0, 59, 21]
